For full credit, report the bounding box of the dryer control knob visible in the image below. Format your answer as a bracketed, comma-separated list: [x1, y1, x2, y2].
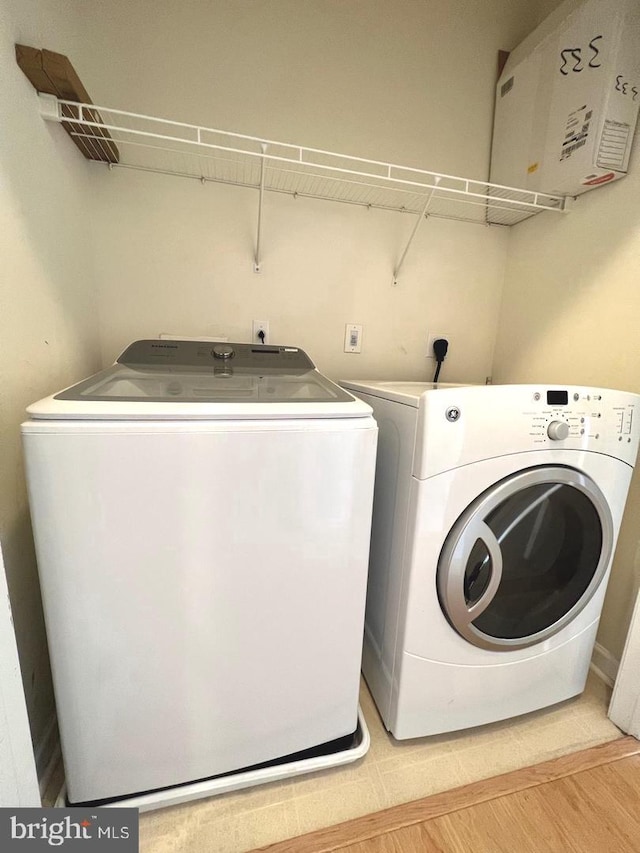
[212, 344, 234, 359]
[548, 420, 569, 441]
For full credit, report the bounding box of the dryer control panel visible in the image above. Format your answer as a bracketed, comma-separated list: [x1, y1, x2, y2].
[413, 384, 640, 479]
[524, 388, 636, 449]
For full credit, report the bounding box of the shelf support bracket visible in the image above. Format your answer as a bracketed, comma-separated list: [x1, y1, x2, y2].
[254, 144, 268, 273]
[392, 177, 440, 286]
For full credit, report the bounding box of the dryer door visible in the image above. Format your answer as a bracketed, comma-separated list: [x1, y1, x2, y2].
[437, 466, 614, 651]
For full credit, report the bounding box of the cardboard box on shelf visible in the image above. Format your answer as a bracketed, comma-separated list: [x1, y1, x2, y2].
[490, 0, 640, 197]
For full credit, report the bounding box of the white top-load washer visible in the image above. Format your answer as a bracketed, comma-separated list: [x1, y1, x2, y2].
[22, 340, 377, 806]
[340, 380, 639, 739]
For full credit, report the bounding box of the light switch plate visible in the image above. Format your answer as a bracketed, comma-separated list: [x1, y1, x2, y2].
[344, 324, 363, 353]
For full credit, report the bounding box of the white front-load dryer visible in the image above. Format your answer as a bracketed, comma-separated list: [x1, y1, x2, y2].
[340, 381, 640, 739]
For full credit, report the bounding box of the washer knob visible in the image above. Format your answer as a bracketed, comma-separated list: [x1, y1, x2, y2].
[548, 420, 569, 441]
[212, 344, 234, 359]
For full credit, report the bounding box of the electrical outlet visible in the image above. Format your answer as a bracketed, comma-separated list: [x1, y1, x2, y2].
[252, 320, 269, 345]
[344, 324, 363, 353]
[426, 332, 451, 358]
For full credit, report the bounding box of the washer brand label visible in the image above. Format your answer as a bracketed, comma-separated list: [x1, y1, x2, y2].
[0, 809, 138, 851]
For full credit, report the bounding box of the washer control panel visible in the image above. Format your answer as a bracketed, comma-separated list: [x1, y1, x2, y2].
[117, 339, 316, 370]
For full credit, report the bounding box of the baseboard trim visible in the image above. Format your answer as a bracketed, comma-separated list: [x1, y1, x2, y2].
[34, 713, 60, 800]
[590, 642, 619, 688]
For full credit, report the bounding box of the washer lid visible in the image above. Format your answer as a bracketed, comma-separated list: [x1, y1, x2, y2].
[27, 340, 371, 420]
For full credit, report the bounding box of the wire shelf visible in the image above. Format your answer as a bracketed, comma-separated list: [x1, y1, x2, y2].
[40, 96, 567, 227]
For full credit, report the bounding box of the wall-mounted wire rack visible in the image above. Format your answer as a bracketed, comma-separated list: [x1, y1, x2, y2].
[38, 94, 568, 282]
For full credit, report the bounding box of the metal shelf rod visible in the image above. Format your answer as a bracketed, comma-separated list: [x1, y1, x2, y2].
[50, 99, 493, 180]
[68, 128, 561, 214]
[42, 97, 565, 214]
[102, 161, 510, 225]
[393, 178, 441, 285]
[67, 99, 546, 196]
[254, 144, 267, 273]
[38, 94, 570, 271]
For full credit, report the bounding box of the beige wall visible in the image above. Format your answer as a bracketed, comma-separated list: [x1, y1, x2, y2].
[71, 0, 555, 381]
[88, 169, 509, 383]
[75, 0, 557, 176]
[493, 159, 640, 661]
[0, 0, 101, 759]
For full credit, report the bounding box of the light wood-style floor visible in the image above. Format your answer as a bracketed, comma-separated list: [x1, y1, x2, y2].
[253, 736, 640, 853]
[138, 675, 622, 852]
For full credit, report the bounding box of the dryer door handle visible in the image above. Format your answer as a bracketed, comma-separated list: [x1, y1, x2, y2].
[440, 519, 503, 629]
[465, 523, 503, 621]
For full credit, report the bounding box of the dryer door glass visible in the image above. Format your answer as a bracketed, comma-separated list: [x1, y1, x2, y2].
[437, 466, 614, 651]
